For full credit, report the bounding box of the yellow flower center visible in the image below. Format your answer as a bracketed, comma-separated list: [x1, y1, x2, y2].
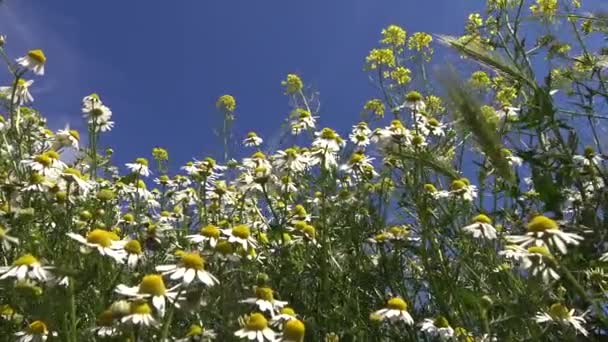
[69, 129, 80, 141]
[527, 216, 558, 232]
[450, 180, 466, 191]
[130, 300, 152, 315]
[548, 303, 569, 320]
[281, 307, 296, 316]
[255, 287, 274, 301]
[388, 226, 408, 236]
[246, 313, 268, 331]
[215, 240, 234, 255]
[138, 274, 166, 296]
[0, 304, 14, 316]
[13, 254, 38, 266]
[124, 240, 142, 254]
[473, 214, 492, 224]
[387, 297, 408, 311]
[86, 229, 114, 247]
[34, 155, 52, 167]
[199, 224, 220, 239]
[428, 118, 440, 127]
[181, 252, 205, 270]
[186, 324, 203, 337]
[527, 245, 553, 259]
[232, 225, 251, 239]
[135, 158, 149, 166]
[405, 91, 423, 102]
[0, 226, 5, 238]
[320, 128, 337, 140]
[424, 183, 437, 193]
[45, 150, 60, 160]
[62, 168, 82, 178]
[283, 319, 306, 341]
[27, 49, 47, 64]
[97, 189, 116, 201]
[434, 316, 450, 328]
[303, 225, 316, 239]
[27, 320, 48, 335]
[412, 135, 424, 145]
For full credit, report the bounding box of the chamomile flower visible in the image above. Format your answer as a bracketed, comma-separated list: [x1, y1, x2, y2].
[240, 286, 288, 316]
[313, 128, 345, 153]
[156, 252, 219, 287]
[277, 319, 305, 342]
[224, 224, 257, 250]
[60, 168, 92, 194]
[0, 254, 54, 282]
[461, 214, 497, 240]
[420, 316, 455, 340]
[234, 313, 277, 341]
[82, 102, 114, 132]
[534, 303, 588, 336]
[21, 150, 66, 178]
[290, 109, 317, 135]
[0, 79, 34, 105]
[67, 229, 127, 263]
[349, 122, 372, 147]
[0, 223, 19, 250]
[507, 215, 583, 254]
[401, 91, 426, 112]
[272, 148, 309, 173]
[53, 125, 80, 150]
[15, 320, 57, 342]
[187, 224, 221, 247]
[124, 240, 144, 269]
[92, 310, 119, 337]
[121, 300, 159, 328]
[425, 117, 446, 136]
[16, 49, 47, 75]
[176, 323, 218, 341]
[115, 274, 180, 317]
[449, 178, 477, 202]
[270, 307, 298, 327]
[371, 297, 414, 324]
[126, 158, 151, 177]
[244, 132, 264, 147]
[500, 245, 560, 283]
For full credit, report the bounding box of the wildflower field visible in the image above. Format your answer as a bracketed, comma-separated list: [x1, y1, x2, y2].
[1, 0, 608, 341]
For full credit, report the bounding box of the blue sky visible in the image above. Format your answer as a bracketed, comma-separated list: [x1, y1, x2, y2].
[6, 0, 593, 169]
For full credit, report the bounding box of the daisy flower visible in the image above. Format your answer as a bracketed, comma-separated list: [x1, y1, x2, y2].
[461, 214, 497, 240]
[425, 117, 446, 136]
[371, 297, 414, 324]
[270, 307, 298, 327]
[0, 223, 19, 250]
[92, 310, 119, 338]
[312, 128, 345, 153]
[67, 229, 127, 263]
[60, 168, 92, 194]
[234, 313, 277, 341]
[176, 323, 218, 341]
[124, 240, 144, 269]
[240, 286, 288, 316]
[115, 274, 180, 317]
[500, 245, 560, 283]
[15, 320, 57, 342]
[0, 254, 54, 282]
[187, 224, 221, 247]
[449, 178, 477, 202]
[507, 215, 583, 254]
[401, 91, 426, 112]
[121, 300, 159, 328]
[21, 150, 66, 178]
[371, 120, 412, 149]
[0, 79, 34, 105]
[224, 224, 257, 250]
[534, 303, 588, 336]
[290, 109, 317, 135]
[244, 132, 264, 147]
[272, 148, 309, 173]
[16, 49, 47, 75]
[349, 122, 372, 147]
[277, 319, 305, 342]
[53, 125, 80, 150]
[420, 316, 455, 341]
[126, 157, 151, 177]
[156, 252, 219, 287]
